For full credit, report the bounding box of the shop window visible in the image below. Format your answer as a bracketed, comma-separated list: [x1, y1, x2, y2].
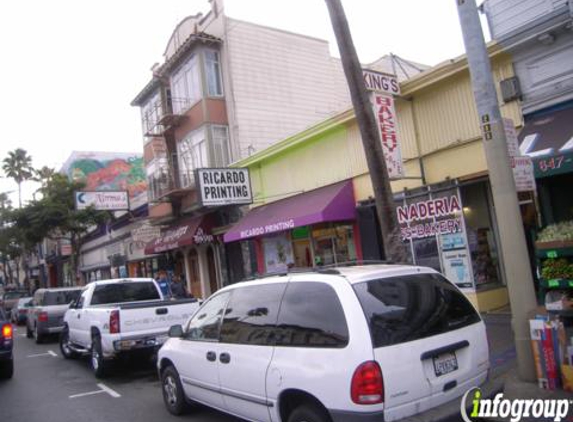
[461, 182, 502, 287]
[311, 223, 357, 266]
[263, 233, 294, 273]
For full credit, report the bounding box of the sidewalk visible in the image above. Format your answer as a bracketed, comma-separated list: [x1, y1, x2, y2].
[482, 308, 573, 422]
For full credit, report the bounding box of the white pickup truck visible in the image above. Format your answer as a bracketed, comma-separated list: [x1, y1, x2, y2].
[60, 278, 199, 378]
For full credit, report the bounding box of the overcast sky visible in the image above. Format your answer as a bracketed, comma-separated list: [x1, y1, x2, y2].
[0, 0, 490, 205]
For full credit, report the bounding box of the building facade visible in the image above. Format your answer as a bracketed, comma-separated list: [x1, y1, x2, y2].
[223, 45, 525, 312]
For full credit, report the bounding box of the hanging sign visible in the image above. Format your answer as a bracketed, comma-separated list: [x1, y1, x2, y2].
[370, 93, 405, 179]
[363, 69, 400, 95]
[75, 191, 129, 211]
[197, 168, 253, 206]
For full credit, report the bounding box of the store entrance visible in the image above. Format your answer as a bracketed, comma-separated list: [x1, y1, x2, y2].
[293, 239, 313, 268]
[187, 249, 202, 298]
[207, 247, 218, 295]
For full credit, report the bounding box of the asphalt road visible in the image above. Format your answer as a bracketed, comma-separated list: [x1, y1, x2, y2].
[0, 322, 507, 422]
[0, 327, 244, 422]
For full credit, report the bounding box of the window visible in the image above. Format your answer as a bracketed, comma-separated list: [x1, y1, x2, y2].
[44, 290, 81, 306]
[91, 282, 160, 305]
[146, 156, 171, 200]
[76, 290, 89, 309]
[353, 273, 481, 348]
[275, 282, 349, 348]
[205, 50, 223, 97]
[219, 283, 287, 345]
[211, 125, 230, 167]
[141, 91, 162, 137]
[186, 292, 230, 341]
[171, 54, 201, 113]
[178, 128, 208, 188]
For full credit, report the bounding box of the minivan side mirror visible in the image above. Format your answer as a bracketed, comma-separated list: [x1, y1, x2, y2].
[168, 324, 184, 338]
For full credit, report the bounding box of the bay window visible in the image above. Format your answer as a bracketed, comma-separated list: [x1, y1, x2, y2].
[178, 128, 208, 188]
[171, 54, 201, 113]
[205, 50, 223, 97]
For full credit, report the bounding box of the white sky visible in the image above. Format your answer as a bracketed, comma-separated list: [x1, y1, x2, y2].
[0, 0, 490, 205]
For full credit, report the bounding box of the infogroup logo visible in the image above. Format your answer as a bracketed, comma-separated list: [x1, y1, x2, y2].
[460, 388, 572, 422]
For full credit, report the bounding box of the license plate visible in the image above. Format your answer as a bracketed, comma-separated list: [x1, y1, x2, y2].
[433, 352, 458, 376]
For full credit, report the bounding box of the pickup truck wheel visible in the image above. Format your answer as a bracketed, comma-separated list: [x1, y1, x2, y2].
[26, 324, 33, 339]
[161, 366, 188, 415]
[91, 336, 108, 378]
[60, 328, 78, 359]
[0, 359, 14, 380]
[34, 325, 44, 344]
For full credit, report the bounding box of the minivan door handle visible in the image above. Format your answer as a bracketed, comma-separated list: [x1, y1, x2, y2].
[219, 352, 231, 364]
[206, 351, 216, 362]
[420, 340, 469, 360]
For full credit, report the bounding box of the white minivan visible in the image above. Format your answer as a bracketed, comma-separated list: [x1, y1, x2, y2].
[158, 265, 490, 422]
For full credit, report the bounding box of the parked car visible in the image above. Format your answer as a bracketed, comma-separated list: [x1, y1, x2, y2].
[158, 265, 490, 422]
[27, 287, 82, 343]
[1, 290, 29, 315]
[60, 278, 200, 378]
[0, 307, 14, 379]
[11, 297, 33, 325]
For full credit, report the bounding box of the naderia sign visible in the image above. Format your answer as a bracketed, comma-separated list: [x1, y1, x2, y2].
[397, 195, 463, 241]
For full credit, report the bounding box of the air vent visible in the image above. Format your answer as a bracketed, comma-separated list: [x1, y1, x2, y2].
[500, 77, 521, 103]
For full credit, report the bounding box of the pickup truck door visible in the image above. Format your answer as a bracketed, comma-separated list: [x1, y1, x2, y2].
[68, 289, 90, 347]
[173, 292, 231, 412]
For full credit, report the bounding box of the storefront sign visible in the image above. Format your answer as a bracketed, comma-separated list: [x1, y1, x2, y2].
[533, 150, 573, 178]
[131, 222, 162, 244]
[75, 191, 129, 211]
[193, 228, 214, 244]
[503, 118, 520, 157]
[370, 93, 404, 179]
[197, 168, 253, 206]
[397, 195, 463, 241]
[511, 156, 536, 192]
[442, 249, 473, 289]
[240, 219, 295, 240]
[363, 69, 400, 95]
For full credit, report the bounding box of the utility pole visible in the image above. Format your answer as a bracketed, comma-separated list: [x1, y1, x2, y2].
[456, 0, 537, 381]
[324, 0, 410, 263]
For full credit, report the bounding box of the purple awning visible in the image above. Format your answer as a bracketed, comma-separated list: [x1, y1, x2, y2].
[223, 181, 355, 242]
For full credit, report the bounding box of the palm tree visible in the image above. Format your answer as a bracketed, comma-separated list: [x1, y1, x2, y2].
[33, 166, 56, 196]
[2, 148, 35, 208]
[0, 191, 12, 211]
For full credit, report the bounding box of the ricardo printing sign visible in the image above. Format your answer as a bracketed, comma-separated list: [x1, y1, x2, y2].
[197, 168, 253, 207]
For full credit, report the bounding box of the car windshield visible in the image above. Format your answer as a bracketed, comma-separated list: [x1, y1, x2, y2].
[44, 290, 82, 306]
[3, 291, 28, 300]
[91, 282, 160, 305]
[353, 272, 481, 348]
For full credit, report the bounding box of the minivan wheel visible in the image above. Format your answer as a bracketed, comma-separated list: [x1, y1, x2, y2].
[288, 404, 331, 422]
[161, 366, 188, 415]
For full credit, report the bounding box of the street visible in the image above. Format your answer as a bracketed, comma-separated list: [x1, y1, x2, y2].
[0, 314, 514, 422]
[0, 328, 244, 422]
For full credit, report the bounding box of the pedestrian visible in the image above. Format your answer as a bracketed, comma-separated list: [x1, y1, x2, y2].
[155, 270, 172, 299]
[170, 274, 189, 299]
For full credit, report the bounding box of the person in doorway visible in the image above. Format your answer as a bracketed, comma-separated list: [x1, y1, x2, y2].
[155, 270, 172, 299]
[170, 274, 189, 299]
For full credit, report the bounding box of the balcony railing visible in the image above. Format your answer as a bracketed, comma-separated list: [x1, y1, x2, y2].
[142, 98, 192, 137]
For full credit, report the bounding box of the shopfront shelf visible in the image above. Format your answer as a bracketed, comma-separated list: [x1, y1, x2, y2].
[535, 244, 573, 259]
[540, 278, 573, 289]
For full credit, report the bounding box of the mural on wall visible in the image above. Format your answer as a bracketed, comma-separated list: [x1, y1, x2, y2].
[61, 151, 147, 209]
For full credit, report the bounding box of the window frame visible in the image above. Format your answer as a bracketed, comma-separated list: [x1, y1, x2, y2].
[171, 53, 202, 114]
[204, 49, 224, 97]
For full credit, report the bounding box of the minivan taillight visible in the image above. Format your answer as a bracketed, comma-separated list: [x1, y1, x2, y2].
[2, 324, 12, 340]
[38, 312, 48, 322]
[351, 361, 384, 405]
[109, 310, 120, 334]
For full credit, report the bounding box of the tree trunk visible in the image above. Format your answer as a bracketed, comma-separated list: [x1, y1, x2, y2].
[324, 0, 410, 263]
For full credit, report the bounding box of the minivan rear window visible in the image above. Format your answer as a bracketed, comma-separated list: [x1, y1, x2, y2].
[353, 273, 481, 348]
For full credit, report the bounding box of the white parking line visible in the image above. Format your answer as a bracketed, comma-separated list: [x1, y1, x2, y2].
[69, 390, 106, 399]
[69, 383, 121, 399]
[27, 350, 58, 358]
[97, 383, 121, 398]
